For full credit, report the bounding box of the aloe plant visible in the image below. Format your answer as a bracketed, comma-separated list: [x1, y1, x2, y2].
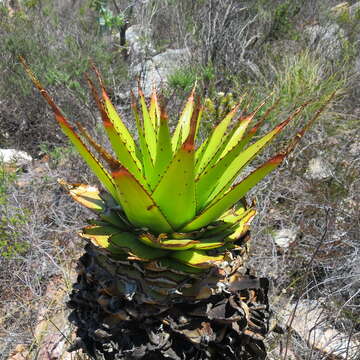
[21, 57, 333, 359]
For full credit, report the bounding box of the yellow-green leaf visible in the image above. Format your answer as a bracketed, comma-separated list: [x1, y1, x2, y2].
[149, 87, 161, 128]
[171, 89, 194, 151]
[139, 86, 157, 162]
[86, 77, 146, 188]
[151, 106, 173, 188]
[195, 104, 240, 175]
[138, 233, 200, 250]
[170, 249, 224, 268]
[91, 64, 137, 156]
[181, 154, 286, 231]
[202, 104, 307, 207]
[112, 166, 173, 233]
[152, 104, 199, 229]
[110, 232, 168, 260]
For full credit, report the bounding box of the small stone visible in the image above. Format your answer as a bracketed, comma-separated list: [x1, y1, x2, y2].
[304, 157, 333, 180]
[349, 141, 360, 156]
[0, 149, 32, 167]
[273, 229, 297, 250]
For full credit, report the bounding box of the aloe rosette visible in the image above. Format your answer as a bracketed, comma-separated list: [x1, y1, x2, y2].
[22, 57, 333, 359]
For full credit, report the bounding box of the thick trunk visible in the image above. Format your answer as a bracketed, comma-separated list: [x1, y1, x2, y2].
[68, 239, 274, 360]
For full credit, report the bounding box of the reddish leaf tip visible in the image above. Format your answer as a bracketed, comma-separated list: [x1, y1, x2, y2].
[112, 167, 129, 179]
[269, 154, 285, 164]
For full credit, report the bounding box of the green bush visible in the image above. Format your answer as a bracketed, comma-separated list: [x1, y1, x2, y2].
[232, 51, 345, 130]
[0, 166, 29, 258]
[0, 1, 128, 154]
[268, 1, 301, 40]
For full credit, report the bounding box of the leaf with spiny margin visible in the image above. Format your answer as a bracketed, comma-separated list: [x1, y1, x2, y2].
[80, 225, 123, 251]
[149, 88, 160, 128]
[170, 249, 224, 268]
[139, 86, 157, 162]
[151, 107, 173, 188]
[192, 237, 225, 250]
[199, 102, 266, 176]
[152, 143, 196, 229]
[200, 203, 250, 238]
[131, 93, 155, 183]
[195, 136, 209, 164]
[171, 89, 195, 151]
[195, 111, 297, 210]
[110, 232, 168, 260]
[219, 104, 264, 160]
[152, 104, 199, 229]
[195, 104, 240, 175]
[181, 154, 286, 231]
[138, 233, 200, 250]
[20, 57, 119, 202]
[218, 199, 247, 221]
[203, 103, 307, 207]
[86, 77, 147, 189]
[112, 166, 173, 233]
[58, 180, 105, 212]
[58, 180, 128, 229]
[226, 209, 256, 241]
[90, 64, 137, 156]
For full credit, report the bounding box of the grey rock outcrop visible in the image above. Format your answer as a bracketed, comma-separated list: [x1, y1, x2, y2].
[132, 48, 190, 96]
[304, 23, 346, 61]
[349, 1, 360, 18]
[124, 25, 190, 96]
[280, 300, 360, 359]
[125, 25, 155, 61]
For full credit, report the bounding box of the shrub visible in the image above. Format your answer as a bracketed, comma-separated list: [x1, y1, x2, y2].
[0, 166, 29, 258]
[0, 0, 128, 155]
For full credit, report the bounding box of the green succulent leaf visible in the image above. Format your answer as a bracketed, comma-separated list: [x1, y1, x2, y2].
[91, 65, 138, 157]
[152, 104, 199, 229]
[181, 154, 286, 232]
[195, 104, 240, 175]
[139, 86, 157, 163]
[170, 249, 225, 268]
[112, 166, 173, 233]
[110, 232, 168, 260]
[149, 88, 161, 128]
[131, 92, 156, 185]
[171, 89, 195, 151]
[151, 106, 173, 188]
[138, 233, 200, 250]
[20, 58, 119, 202]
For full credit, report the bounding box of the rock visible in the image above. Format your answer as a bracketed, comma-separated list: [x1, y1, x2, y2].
[272, 228, 297, 250]
[349, 2, 360, 18]
[280, 300, 360, 359]
[304, 23, 346, 61]
[349, 140, 360, 156]
[304, 157, 333, 180]
[131, 48, 191, 96]
[0, 149, 32, 167]
[124, 24, 155, 61]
